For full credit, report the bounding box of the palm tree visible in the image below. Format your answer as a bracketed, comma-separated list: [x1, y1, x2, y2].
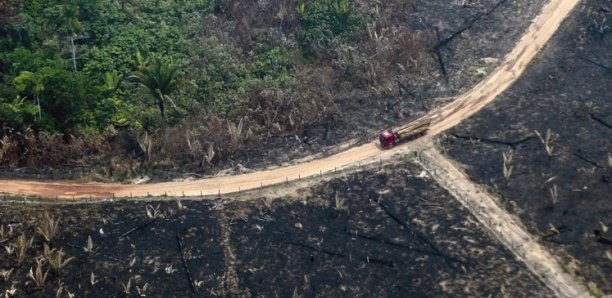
[132, 56, 179, 120]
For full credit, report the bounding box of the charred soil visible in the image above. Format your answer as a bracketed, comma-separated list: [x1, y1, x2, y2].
[439, 0, 611, 293]
[0, 201, 225, 297]
[220, 163, 550, 297]
[0, 162, 552, 297]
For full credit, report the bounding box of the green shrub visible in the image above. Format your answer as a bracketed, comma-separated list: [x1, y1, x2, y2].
[0, 96, 38, 132]
[297, 0, 364, 58]
[252, 45, 293, 79]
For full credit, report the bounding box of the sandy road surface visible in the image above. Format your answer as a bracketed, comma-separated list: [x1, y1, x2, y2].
[417, 146, 591, 298]
[0, 0, 580, 200]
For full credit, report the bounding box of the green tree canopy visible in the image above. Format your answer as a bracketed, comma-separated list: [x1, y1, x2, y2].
[13, 70, 45, 119]
[131, 54, 179, 121]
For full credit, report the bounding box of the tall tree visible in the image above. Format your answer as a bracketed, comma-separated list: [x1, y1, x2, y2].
[61, 4, 81, 72]
[13, 70, 44, 120]
[132, 55, 179, 121]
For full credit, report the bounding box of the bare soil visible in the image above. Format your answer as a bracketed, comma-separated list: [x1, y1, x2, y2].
[0, 162, 552, 297]
[439, 0, 612, 293]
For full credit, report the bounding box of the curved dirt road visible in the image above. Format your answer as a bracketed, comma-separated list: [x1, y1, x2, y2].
[0, 0, 580, 200]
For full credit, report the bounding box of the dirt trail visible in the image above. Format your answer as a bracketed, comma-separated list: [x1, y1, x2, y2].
[0, 0, 580, 199]
[216, 209, 243, 296]
[416, 145, 591, 298]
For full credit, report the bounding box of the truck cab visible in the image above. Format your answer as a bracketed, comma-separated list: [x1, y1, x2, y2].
[379, 130, 396, 149]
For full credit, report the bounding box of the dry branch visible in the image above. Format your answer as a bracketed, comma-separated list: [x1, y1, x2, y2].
[450, 133, 536, 148]
[534, 129, 555, 156]
[502, 150, 514, 181]
[376, 201, 462, 268]
[118, 218, 159, 240]
[176, 234, 196, 294]
[434, 0, 509, 50]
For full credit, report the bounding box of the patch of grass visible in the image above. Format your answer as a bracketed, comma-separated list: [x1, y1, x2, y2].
[43, 243, 75, 275]
[27, 258, 49, 290]
[297, 0, 365, 58]
[36, 211, 60, 243]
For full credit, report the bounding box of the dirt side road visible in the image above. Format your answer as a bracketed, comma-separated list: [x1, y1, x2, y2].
[426, 0, 579, 135]
[0, 0, 580, 200]
[416, 145, 591, 298]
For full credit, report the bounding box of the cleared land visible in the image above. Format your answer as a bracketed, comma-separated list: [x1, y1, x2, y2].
[0, 163, 554, 297]
[417, 145, 589, 297]
[439, 0, 611, 293]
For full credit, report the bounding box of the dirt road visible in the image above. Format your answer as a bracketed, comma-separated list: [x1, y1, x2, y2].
[416, 146, 591, 298]
[0, 0, 580, 199]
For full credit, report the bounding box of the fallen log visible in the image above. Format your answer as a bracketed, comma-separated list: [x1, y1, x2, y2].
[434, 27, 448, 81]
[66, 242, 127, 264]
[283, 241, 395, 267]
[577, 56, 612, 72]
[591, 113, 612, 129]
[344, 229, 463, 264]
[596, 236, 612, 245]
[573, 151, 604, 168]
[283, 241, 345, 258]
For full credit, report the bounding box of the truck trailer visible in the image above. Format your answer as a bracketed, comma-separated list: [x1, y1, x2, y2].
[379, 116, 432, 148]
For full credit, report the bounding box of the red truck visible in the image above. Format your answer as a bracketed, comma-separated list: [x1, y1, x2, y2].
[379, 116, 432, 148]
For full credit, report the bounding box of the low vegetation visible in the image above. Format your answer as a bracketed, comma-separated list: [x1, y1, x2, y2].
[0, 0, 433, 179]
[0, 213, 76, 295]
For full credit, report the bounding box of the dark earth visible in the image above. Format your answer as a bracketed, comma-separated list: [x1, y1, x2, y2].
[0, 162, 552, 297]
[439, 0, 611, 293]
[2, 0, 609, 297]
[0, 200, 225, 297]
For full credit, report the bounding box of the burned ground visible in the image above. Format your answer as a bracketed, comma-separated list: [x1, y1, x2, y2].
[222, 163, 550, 297]
[0, 1, 603, 296]
[0, 161, 552, 297]
[439, 0, 611, 293]
[0, 201, 225, 297]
